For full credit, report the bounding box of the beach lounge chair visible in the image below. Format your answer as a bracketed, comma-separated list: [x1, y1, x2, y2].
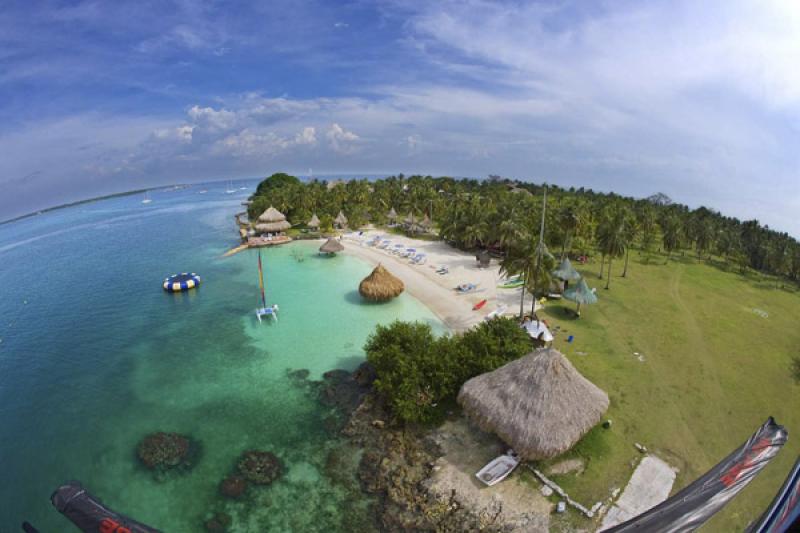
[456, 283, 478, 293]
[411, 253, 427, 265]
[436, 265, 449, 275]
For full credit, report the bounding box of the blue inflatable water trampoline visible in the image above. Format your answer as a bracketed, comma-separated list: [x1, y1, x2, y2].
[163, 272, 201, 292]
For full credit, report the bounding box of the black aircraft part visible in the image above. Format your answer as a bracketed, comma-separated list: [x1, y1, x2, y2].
[604, 417, 788, 533]
[51, 482, 161, 533]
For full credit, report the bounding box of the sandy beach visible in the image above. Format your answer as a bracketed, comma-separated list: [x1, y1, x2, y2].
[339, 230, 539, 332]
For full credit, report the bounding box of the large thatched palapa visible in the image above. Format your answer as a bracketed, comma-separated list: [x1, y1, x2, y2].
[319, 237, 344, 255]
[255, 206, 291, 233]
[359, 264, 404, 301]
[387, 207, 398, 223]
[458, 348, 609, 460]
[307, 214, 320, 229]
[334, 211, 348, 228]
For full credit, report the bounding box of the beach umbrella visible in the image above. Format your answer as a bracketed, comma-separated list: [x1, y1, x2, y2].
[255, 206, 291, 233]
[307, 213, 320, 229]
[563, 277, 597, 316]
[358, 264, 404, 301]
[319, 237, 344, 255]
[552, 258, 581, 282]
[458, 348, 609, 460]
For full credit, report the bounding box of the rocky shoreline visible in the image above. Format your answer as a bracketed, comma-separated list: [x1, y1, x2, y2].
[333, 363, 551, 532]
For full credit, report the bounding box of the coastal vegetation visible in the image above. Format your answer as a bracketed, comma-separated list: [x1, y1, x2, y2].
[364, 318, 530, 423]
[249, 172, 800, 288]
[248, 171, 800, 529]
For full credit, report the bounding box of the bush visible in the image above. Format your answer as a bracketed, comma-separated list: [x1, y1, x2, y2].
[364, 318, 531, 423]
[365, 322, 455, 423]
[792, 356, 800, 383]
[457, 318, 531, 378]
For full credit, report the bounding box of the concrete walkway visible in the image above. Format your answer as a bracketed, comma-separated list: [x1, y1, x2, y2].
[600, 455, 677, 530]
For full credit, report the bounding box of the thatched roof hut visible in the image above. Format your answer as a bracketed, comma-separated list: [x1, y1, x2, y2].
[334, 211, 348, 228]
[358, 264, 404, 301]
[563, 277, 597, 316]
[319, 237, 344, 255]
[553, 258, 581, 281]
[458, 348, 609, 460]
[387, 207, 398, 222]
[420, 214, 432, 229]
[404, 211, 414, 225]
[255, 206, 291, 233]
[307, 214, 320, 229]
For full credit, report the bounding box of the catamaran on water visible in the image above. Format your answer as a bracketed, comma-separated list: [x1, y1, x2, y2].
[255, 250, 279, 322]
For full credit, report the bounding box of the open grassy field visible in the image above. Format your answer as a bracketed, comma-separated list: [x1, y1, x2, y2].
[534, 251, 800, 531]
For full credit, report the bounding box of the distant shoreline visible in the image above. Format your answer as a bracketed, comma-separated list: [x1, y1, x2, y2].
[0, 188, 153, 226]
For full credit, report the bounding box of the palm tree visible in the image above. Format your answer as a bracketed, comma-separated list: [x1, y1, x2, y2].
[621, 208, 638, 277]
[597, 211, 627, 289]
[557, 202, 582, 259]
[500, 235, 537, 319]
[661, 214, 682, 263]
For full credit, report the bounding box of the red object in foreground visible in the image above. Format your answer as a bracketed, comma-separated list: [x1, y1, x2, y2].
[473, 299, 487, 311]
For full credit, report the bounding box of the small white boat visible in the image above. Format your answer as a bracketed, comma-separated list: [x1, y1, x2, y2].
[225, 180, 236, 194]
[198, 189, 208, 194]
[476, 450, 520, 486]
[256, 304, 279, 322]
[484, 304, 508, 321]
[141, 191, 152, 204]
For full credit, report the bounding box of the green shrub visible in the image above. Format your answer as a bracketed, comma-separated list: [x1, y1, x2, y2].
[792, 356, 800, 383]
[457, 318, 531, 378]
[364, 318, 531, 423]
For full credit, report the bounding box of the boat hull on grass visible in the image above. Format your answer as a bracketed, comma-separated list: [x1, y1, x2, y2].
[476, 451, 520, 486]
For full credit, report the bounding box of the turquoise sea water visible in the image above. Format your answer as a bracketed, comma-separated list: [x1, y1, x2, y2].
[0, 181, 444, 531]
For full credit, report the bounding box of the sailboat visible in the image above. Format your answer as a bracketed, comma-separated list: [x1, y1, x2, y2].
[255, 250, 279, 322]
[225, 180, 236, 194]
[141, 191, 152, 204]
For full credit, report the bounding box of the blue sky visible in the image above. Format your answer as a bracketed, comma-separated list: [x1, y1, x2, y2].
[2, 0, 799, 236]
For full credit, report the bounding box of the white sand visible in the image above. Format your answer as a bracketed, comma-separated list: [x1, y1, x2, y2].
[339, 230, 539, 332]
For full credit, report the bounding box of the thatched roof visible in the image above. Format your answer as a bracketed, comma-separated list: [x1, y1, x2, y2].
[421, 214, 432, 228]
[458, 348, 609, 460]
[258, 206, 287, 223]
[308, 214, 320, 228]
[255, 206, 290, 232]
[255, 220, 291, 232]
[387, 207, 398, 220]
[404, 211, 414, 224]
[553, 258, 581, 281]
[319, 237, 344, 254]
[358, 264, 404, 301]
[334, 211, 348, 226]
[563, 278, 598, 305]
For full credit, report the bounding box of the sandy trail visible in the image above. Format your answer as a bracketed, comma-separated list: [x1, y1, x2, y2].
[338, 230, 538, 333]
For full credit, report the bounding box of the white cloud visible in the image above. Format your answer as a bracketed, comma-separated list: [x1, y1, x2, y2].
[326, 123, 359, 153]
[187, 106, 237, 130]
[295, 126, 317, 145]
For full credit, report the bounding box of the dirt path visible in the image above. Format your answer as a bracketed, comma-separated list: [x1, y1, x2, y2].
[667, 265, 728, 459]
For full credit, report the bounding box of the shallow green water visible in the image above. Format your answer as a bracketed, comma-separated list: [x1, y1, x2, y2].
[0, 182, 443, 531]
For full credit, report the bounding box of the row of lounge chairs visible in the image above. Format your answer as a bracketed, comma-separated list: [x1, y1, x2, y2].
[365, 235, 428, 265]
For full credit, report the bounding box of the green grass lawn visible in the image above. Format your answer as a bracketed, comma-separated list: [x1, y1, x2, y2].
[533, 250, 800, 531]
